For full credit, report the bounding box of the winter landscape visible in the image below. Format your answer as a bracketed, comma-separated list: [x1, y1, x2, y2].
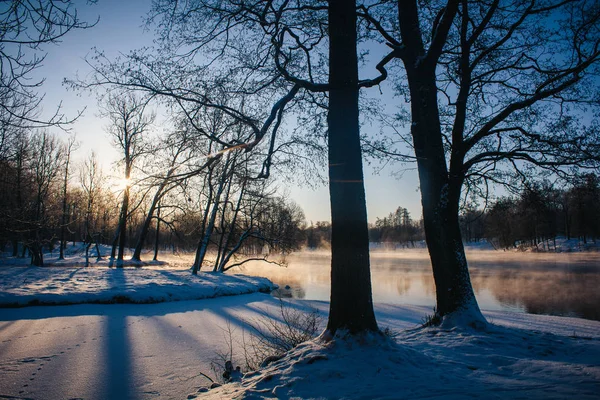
[2, 0, 600, 399]
[1, 246, 599, 399]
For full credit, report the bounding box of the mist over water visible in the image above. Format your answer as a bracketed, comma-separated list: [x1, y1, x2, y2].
[233, 249, 600, 321]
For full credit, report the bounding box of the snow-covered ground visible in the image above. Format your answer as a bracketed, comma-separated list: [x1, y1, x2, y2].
[0, 243, 275, 306]
[530, 237, 600, 253]
[0, 266, 275, 306]
[201, 315, 600, 400]
[1, 246, 599, 399]
[0, 294, 598, 400]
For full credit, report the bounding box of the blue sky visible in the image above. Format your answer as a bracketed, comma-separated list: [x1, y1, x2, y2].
[32, 0, 423, 223]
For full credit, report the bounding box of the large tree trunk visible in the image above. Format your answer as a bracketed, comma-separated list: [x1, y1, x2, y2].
[406, 67, 485, 328]
[325, 0, 378, 335]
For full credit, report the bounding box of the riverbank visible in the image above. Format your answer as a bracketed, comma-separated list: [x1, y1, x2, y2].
[0, 266, 275, 307]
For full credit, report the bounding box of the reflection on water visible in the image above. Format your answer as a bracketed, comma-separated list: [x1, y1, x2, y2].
[236, 250, 600, 321]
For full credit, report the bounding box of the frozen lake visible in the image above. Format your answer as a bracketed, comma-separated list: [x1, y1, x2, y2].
[234, 249, 600, 321]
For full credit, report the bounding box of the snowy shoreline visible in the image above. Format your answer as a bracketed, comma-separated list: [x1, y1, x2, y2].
[0, 266, 276, 307]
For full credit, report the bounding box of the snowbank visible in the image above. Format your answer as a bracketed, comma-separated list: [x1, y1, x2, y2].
[0, 266, 276, 307]
[194, 316, 600, 400]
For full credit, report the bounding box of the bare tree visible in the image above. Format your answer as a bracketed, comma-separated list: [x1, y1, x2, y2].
[58, 135, 78, 259]
[27, 131, 63, 266]
[101, 92, 155, 266]
[79, 151, 103, 266]
[360, 0, 600, 327]
[0, 0, 96, 128]
[192, 151, 234, 274]
[213, 180, 305, 272]
[73, 0, 395, 335]
[131, 124, 219, 261]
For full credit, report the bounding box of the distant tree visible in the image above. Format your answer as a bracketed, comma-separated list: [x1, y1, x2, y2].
[101, 92, 155, 266]
[371, 206, 423, 246]
[459, 207, 486, 244]
[568, 174, 600, 244]
[305, 221, 332, 249]
[58, 135, 78, 259]
[27, 131, 63, 266]
[79, 151, 104, 265]
[486, 198, 517, 249]
[516, 183, 559, 249]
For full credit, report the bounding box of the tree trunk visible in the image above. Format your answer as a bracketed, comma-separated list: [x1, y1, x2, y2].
[110, 224, 120, 260]
[153, 206, 161, 261]
[406, 67, 485, 327]
[192, 154, 230, 274]
[217, 181, 246, 272]
[214, 172, 236, 271]
[116, 185, 130, 266]
[132, 191, 162, 261]
[12, 240, 18, 257]
[30, 244, 43, 266]
[325, 0, 378, 335]
[59, 147, 71, 260]
[218, 229, 252, 272]
[192, 168, 215, 274]
[95, 239, 102, 260]
[194, 169, 228, 273]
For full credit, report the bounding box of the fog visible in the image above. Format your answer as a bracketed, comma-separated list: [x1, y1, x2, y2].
[153, 249, 599, 321]
[230, 249, 600, 321]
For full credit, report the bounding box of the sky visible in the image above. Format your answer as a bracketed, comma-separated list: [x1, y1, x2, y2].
[31, 0, 423, 224]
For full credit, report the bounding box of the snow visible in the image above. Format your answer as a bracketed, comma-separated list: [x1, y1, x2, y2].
[1, 248, 599, 399]
[530, 237, 600, 253]
[0, 266, 276, 306]
[196, 306, 600, 400]
[0, 290, 598, 399]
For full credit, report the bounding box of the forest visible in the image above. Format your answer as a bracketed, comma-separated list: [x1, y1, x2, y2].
[0, 123, 306, 269]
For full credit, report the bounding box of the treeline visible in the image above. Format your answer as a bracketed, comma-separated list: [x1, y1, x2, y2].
[304, 207, 426, 249]
[474, 175, 600, 250]
[304, 175, 600, 252]
[371, 176, 600, 251]
[0, 111, 306, 268]
[369, 206, 424, 247]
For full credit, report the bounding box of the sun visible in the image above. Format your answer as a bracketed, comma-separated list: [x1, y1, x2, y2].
[113, 177, 132, 191]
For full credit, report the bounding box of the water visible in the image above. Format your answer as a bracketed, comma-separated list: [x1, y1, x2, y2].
[236, 249, 600, 321]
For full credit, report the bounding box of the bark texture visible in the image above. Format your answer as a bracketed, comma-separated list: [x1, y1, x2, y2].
[325, 0, 378, 335]
[397, 0, 484, 324]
